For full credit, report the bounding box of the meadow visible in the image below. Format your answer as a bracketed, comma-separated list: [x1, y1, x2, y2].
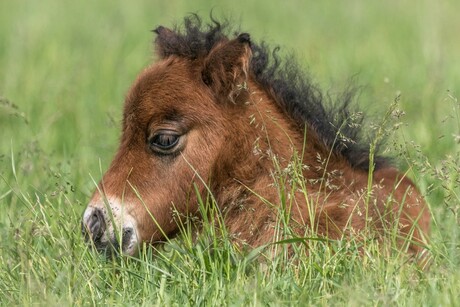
[1, 0, 459, 305]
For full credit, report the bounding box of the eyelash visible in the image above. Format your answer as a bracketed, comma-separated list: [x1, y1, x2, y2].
[148, 131, 181, 154]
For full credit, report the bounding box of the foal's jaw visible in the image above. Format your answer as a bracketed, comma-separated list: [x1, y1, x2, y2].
[82, 197, 140, 256]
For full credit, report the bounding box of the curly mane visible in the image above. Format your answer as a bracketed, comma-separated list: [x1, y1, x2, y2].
[153, 15, 389, 171]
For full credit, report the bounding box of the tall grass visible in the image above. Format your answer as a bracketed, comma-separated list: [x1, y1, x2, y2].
[1, 0, 459, 305]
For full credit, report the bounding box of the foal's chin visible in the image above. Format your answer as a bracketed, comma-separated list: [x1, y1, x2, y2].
[82, 199, 141, 257]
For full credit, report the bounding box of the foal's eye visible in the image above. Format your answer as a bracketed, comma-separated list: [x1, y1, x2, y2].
[149, 132, 180, 152]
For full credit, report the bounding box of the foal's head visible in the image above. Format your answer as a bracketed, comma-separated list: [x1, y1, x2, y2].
[82, 26, 255, 255]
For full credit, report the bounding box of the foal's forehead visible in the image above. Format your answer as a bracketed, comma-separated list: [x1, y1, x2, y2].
[127, 59, 194, 103]
[123, 57, 217, 125]
[130, 58, 195, 99]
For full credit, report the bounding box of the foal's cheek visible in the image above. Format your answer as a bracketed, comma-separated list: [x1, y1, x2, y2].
[181, 129, 220, 164]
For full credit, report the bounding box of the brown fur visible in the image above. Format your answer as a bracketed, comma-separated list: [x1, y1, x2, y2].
[86, 22, 429, 257]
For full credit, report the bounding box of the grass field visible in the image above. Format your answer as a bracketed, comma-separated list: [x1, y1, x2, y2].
[1, 0, 459, 305]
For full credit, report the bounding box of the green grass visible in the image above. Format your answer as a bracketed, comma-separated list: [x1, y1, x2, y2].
[1, 0, 459, 305]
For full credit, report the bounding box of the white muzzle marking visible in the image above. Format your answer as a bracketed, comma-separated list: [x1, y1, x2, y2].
[83, 197, 139, 256]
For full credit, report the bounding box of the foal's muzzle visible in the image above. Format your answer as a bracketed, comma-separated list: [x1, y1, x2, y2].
[82, 205, 139, 256]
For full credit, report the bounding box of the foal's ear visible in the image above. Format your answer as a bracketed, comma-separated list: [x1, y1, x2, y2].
[153, 26, 177, 58]
[202, 33, 252, 103]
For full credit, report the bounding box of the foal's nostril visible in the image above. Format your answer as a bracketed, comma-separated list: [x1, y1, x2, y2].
[122, 228, 133, 243]
[84, 208, 106, 241]
[121, 228, 134, 250]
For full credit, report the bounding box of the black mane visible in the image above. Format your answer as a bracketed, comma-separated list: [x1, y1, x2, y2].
[153, 15, 389, 171]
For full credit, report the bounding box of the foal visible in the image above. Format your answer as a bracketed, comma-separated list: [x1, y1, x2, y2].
[82, 17, 430, 257]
